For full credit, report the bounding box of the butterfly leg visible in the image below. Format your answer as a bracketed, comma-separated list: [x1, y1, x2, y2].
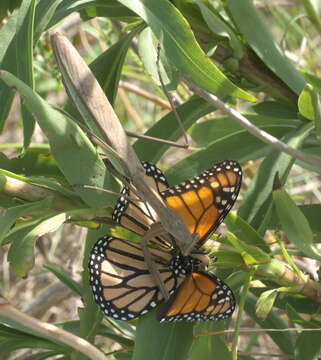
[140, 223, 170, 300]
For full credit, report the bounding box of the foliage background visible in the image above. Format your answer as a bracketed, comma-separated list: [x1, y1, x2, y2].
[0, 0, 321, 359]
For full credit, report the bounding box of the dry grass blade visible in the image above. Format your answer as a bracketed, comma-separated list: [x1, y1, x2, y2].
[50, 33, 194, 254]
[0, 297, 106, 360]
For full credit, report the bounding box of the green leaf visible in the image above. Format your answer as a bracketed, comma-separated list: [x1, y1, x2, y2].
[165, 122, 295, 184]
[189, 114, 301, 146]
[118, 0, 255, 101]
[134, 96, 214, 163]
[244, 293, 295, 354]
[0, 0, 37, 147]
[251, 287, 320, 315]
[298, 84, 321, 140]
[98, 325, 135, 348]
[27, 176, 81, 201]
[0, 197, 53, 243]
[190, 322, 232, 360]
[225, 232, 270, 265]
[44, 265, 84, 297]
[0, 1, 23, 16]
[301, 70, 321, 94]
[295, 330, 321, 360]
[0, 70, 119, 208]
[132, 309, 194, 360]
[138, 27, 179, 90]
[225, 213, 270, 253]
[110, 353, 133, 360]
[286, 305, 321, 360]
[1, 218, 41, 245]
[226, 0, 306, 95]
[7, 213, 67, 276]
[195, 0, 243, 59]
[0, 5, 24, 130]
[252, 101, 298, 118]
[298, 146, 321, 175]
[297, 204, 321, 235]
[109, 317, 137, 340]
[0, 338, 62, 356]
[58, 319, 135, 351]
[0, 320, 69, 355]
[273, 188, 321, 261]
[90, 24, 144, 105]
[48, 0, 137, 28]
[255, 289, 278, 320]
[238, 123, 313, 232]
[298, 84, 317, 120]
[212, 250, 243, 268]
[64, 24, 143, 125]
[16, 0, 36, 151]
[223, 270, 249, 291]
[0, 145, 63, 179]
[34, 0, 61, 41]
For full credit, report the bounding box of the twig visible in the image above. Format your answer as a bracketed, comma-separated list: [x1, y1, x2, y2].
[184, 79, 321, 170]
[119, 81, 171, 109]
[23, 282, 72, 318]
[238, 351, 292, 359]
[195, 327, 321, 337]
[126, 130, 190, 148]
[0, 298, 106, 360]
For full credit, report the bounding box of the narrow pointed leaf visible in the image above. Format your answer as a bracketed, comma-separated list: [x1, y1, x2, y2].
[132, 309, 193, 360]
[256, 289, 278, 320]
[7, 213, 67, 276]
[0, 70, 118, 208]
[238, 123, 313, 231]
[134, 96, 214, 163]
[118, 0, 255, 101]
[273, 188, 321, 261]
[225, 213, 270, 253]
[16, 0, 36, 151]
[226, 0, 306, 95]
[0, 198, 53, 242]
[225, 232, 270, 265]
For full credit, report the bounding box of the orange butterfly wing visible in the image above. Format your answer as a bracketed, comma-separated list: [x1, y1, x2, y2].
[162, 160, 242, 246]
[157, 271, 235, 322]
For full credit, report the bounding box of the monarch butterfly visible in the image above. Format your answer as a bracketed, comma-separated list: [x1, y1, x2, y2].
[89, 160, 241, 322]
[89, 235, 235, 322]
[112, 160, 242, 247]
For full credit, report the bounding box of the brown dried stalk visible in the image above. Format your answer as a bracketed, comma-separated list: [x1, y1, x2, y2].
[51, 33, 195, 254]
[0, 296, 106, 360]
